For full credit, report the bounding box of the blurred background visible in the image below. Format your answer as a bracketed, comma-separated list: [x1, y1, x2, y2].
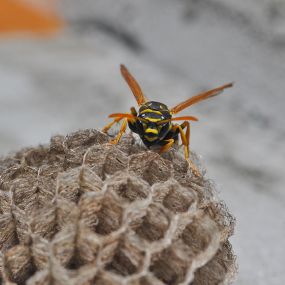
[0, 0, 285, 284]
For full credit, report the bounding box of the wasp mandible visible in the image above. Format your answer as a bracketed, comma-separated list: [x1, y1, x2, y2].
[102, 65, 233, 176]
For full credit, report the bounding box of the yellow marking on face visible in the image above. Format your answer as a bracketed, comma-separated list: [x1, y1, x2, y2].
[140, 109, 162, 115]
[146, 118, 162, 123]
[145, 128, 158, 134]
[144, 135, 158, 142]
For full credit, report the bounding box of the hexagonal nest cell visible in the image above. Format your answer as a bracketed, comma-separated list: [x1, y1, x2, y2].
[0, 129, 237, 285]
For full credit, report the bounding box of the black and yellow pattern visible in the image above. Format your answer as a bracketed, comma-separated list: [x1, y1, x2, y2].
[102, 65, 233, 176]
[129, 101, 172, 146]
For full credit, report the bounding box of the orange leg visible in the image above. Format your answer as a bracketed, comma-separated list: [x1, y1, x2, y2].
[103, 107, 138, 145]
[159, 139, 175, 154]
[175, 122, 201, 177]
[102, 116, 124, 133]
[102, 107, 137, 134]
[109, 118, 128, 145]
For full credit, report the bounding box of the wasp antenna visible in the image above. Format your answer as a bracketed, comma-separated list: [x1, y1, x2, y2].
[171, 116, 199, 122]
[108, 113, 135, 120]
[157, 116, 199, 125]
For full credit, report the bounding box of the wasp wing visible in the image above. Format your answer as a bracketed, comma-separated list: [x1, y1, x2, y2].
[171, 82, 233, 114]
[120, 64, 148, 106]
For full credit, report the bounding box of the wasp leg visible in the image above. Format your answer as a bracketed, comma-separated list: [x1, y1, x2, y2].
[102, 116, 124, 133]
[159, 139, 175, 154]
[103, 107, 137, 134]
[175, 122, 201, 177]
[109, 118, 128, 145]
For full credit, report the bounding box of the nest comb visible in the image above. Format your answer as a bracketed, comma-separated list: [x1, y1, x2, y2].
[0, 129, 237, 285]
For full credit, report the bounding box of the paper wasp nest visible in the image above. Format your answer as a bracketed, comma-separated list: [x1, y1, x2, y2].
[0, 129, 236, 285]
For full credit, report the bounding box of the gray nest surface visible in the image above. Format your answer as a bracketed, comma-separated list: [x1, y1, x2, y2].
[0, 129, 236, 285]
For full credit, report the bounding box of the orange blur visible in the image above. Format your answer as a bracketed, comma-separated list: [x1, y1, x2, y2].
[0, 0, 63, 35]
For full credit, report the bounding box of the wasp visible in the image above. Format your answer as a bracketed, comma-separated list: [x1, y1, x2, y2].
[102, 65, 233, 176]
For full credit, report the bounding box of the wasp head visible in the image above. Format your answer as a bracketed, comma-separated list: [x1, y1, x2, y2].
[138, 101, 172, 142]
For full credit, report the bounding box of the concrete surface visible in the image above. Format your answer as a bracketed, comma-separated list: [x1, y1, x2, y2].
[0, 1, 285, 284]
